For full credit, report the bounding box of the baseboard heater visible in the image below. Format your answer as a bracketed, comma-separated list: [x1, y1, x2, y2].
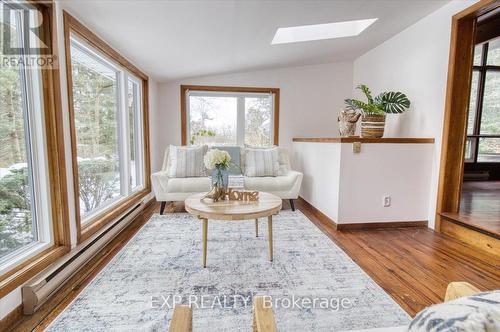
[22, 202, 144, 315]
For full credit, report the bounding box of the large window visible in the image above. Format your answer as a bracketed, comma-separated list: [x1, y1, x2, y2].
[466, 37, 500, 163]
[0, 1, 68, 286]
[65, 12, 149, 242]
[181, 86, 279, 146]
[0, 3, 51, 266]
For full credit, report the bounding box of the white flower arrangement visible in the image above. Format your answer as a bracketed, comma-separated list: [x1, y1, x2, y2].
[204, 149, 231, 170]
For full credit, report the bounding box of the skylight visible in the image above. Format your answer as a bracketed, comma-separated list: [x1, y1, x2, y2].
[271, 18, 378, 45]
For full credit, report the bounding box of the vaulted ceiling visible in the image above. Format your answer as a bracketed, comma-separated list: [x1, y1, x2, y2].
[61, 0, 450, 82]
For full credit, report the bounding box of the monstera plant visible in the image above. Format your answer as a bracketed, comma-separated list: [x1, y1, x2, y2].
[344, 84, 411, 138]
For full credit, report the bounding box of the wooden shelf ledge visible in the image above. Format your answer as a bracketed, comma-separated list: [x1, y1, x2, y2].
[292, 137, 435, 143]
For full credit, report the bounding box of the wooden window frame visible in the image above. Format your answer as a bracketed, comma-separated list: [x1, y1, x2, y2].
[63, 11, 151, 244]
[0, 1, 70, 298]
[435, 0, 500, 231]
[180, 85, 280, 146]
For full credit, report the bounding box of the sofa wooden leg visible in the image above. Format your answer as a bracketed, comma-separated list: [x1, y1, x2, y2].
[289, 199, 295, 211]
[160, 201, 167, 215]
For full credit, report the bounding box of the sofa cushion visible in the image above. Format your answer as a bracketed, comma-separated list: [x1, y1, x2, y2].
[167, 145, 207, 178]
[243, 147, 279, 177]
[241, 146, 290, 176]
[244, 170, 301, 192]
[159, 176, 212, 193]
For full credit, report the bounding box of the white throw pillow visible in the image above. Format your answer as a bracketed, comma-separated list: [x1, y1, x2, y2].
[408, 291, 500, 332]
[167, 145, 207, 178]
[244, 147, 279, 177]
[242, 145, 290, 176]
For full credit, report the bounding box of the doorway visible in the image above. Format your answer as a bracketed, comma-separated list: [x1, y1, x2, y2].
[460, 16, 500, 236]
[436, 0, 499, 254]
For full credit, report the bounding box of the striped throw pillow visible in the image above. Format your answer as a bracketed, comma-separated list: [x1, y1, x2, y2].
[167, 145, 207, 178]
[244, 147, 279, 177]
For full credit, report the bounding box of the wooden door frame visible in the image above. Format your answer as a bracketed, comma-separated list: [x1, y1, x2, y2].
[435, 0, 500, 231]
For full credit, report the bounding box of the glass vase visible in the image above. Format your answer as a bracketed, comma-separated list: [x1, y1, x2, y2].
[211, 165, 229, 189]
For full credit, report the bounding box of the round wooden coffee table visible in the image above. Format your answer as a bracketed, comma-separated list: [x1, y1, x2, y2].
[184, 192, 282, 267]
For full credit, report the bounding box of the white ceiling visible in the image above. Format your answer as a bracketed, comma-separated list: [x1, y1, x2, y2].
[61, 0, 450, 82]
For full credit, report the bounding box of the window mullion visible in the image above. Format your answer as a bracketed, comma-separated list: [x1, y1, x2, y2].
[186, 91, 191, 145]
[17, 12, 40, 243]
[134, 83, 144, 187]
[269, 93, 275, 145]
[237, 96, 245, 146]
[118, 71, 130, 196]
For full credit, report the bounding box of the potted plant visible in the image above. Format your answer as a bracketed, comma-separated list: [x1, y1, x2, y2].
[344, 84, 411, 138]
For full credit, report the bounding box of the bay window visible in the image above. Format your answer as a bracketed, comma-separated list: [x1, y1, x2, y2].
[181, 86, 280, 146]
[64, 12, 150, 242]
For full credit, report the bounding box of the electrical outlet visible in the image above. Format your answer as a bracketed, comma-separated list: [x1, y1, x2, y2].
[353, 142, 361, 153]
[383, 196, 391, 207]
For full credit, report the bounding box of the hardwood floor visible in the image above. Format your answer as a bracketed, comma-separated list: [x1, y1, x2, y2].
[453, 180, 500, 237]
[6, 200, 500, 331]
[297, 199, 500, 316]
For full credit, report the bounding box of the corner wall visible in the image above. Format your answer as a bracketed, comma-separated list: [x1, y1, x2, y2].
[352, 0, 477, 228]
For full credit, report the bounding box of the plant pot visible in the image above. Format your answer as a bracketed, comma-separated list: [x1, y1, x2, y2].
[361, 114, 386, 138]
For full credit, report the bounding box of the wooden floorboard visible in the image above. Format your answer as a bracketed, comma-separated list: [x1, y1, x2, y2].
[296, 199, 500, 316]
[455, 180, 500, 237]
[6, 199, 500, 331]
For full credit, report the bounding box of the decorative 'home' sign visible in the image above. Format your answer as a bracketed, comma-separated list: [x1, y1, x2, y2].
[200, 188, 260, 202]
[225, 188, 259, 201]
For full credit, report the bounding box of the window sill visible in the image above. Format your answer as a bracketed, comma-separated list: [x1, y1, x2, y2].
[0, 241, 54, 277]
[0, 245, 68, 298]
[78, 189, 150, 243]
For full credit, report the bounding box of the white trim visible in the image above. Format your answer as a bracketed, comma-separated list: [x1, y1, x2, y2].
[0, 241, 53, 276]
[118, 71, 129, 197]
[236, 96, 245, 146]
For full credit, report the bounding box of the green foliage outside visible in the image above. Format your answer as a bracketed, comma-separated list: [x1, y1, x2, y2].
[78, 159, 120, 214]
[245, 97, 271, 146]
[190, 129, 215, 145]
[0, 169, 33, 258]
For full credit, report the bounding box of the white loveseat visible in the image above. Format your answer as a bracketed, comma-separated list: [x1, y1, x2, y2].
[151, 146, 303, 214]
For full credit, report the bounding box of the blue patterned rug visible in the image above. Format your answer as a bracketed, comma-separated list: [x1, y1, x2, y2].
[47, 211, 410, 331]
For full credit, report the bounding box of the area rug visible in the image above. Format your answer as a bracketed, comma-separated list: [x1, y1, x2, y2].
[47, 211, 410, 331]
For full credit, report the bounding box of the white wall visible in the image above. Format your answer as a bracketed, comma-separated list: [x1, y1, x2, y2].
[156, 62, 354, 158]
[148, 81, 161, 173]
[338, 143, 433, 223]
[352, 0, 477, 228]
[293, 142, 434, 224]
[292, 142, 341, 223]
